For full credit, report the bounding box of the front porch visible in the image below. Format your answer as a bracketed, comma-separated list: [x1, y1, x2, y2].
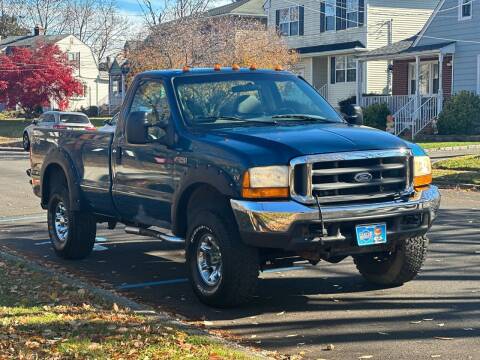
[356, 39, 455, 139]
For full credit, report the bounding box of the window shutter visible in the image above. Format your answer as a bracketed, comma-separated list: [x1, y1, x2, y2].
[320, 1, 326, 32]
[299, 6, 304, 35]
[330, 57, 336, 84]
[359, 0, 365, 26]
[275, 9, 280, 29]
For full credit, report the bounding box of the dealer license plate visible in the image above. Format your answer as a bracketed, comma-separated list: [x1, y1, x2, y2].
[355, 223, 387, 246]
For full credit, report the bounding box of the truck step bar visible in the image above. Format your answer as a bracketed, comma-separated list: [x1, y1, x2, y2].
[124, 226, 185, 243]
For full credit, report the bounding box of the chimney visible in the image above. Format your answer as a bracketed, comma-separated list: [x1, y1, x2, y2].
[34, 25, 45, 36]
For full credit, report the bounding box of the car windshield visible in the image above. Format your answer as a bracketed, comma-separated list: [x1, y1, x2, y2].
[174, 73, 343, 128]
[59, 114, 89, 124]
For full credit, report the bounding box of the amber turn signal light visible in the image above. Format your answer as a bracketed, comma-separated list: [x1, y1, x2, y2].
[414, 174, 432, 189]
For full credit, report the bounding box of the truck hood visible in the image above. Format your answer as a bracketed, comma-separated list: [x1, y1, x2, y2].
[210, 123, 408, 162]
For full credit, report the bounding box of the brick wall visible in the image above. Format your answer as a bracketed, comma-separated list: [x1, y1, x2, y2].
[392, 56, 452, 96]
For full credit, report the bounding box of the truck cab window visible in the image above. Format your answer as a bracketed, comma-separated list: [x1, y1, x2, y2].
[129, 80, 170, 140]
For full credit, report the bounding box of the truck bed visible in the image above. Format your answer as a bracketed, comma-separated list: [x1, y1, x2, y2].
[30, 129, 115, 215]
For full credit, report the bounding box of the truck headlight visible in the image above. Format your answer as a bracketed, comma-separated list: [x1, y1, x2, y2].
[413, 156, 432, 189]
[241, 166, 289, 199]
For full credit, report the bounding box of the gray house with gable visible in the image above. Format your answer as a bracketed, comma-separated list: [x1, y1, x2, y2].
[357, 0, 480, 138]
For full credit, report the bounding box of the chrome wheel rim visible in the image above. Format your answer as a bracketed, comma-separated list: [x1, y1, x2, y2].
[54, 201, 69, 242]
[196, 232, 222, 287]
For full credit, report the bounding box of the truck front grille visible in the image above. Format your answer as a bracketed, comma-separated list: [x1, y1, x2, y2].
[290, 149, 413, 205]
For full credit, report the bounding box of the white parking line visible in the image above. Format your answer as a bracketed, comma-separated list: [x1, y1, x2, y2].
[0, 214, 45, 223]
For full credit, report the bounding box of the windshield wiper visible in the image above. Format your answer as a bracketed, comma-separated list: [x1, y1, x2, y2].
[271, 114, 336, 122]
[196, 116, 277, 124]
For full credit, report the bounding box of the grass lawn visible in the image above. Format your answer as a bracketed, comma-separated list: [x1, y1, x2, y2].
[417, 142, 480, 150]
[0, 256, 259, 359]
[432, 155, 480, 185]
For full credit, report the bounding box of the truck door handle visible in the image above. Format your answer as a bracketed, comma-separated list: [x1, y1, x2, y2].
[115, 146, 122, 163]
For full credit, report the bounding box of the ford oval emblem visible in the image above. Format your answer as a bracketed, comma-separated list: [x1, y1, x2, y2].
[354, 172, 373, 183]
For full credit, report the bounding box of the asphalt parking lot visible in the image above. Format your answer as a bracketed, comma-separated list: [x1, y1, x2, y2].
[1, 150, 479, 359]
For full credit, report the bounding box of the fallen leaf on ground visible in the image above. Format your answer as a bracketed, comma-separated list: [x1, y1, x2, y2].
[434, 337, 454, 340]
[324, 344, 334, 351]
[276, 311, 285, 316]
[358, 356, 373, 359]
[113, 303, 119, 312]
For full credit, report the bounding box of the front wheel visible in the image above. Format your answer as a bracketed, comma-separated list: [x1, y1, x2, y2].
[47, 185, 96, 260]
[186, 210, 259, 308]
[353, 235, 429, 286]
[23, 132, 30, 151]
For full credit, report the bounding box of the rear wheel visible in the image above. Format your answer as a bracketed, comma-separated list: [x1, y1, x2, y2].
[186, 209, 259, 307]
[353, 235, 429, 286]
[47, 183, 96, 259]
[23, 132, 30, 151]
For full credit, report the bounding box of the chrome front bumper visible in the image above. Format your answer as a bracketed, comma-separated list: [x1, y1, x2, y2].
[230, 185, 441, 235]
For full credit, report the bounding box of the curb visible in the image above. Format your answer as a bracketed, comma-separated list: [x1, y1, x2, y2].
[426, 144, 480, 153]
[436, 182, 480, 191]
[0, 249, 271, 359]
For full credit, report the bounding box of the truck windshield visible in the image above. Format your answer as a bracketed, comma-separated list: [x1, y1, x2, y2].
[174, 73, 343, 127]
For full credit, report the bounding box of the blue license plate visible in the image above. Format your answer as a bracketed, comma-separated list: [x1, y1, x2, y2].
[355, 223, 387, 246]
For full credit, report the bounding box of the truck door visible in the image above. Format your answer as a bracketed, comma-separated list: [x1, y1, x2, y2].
[112, 79, 175, 228]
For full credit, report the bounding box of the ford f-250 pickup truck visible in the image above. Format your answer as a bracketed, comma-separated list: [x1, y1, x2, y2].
[28, 67, 441, 307]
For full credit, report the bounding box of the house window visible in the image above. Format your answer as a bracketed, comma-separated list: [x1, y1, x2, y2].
[331, 56, 356, 83]
[346, 0, 359, 28]
[279, 7, 299, 36]
[408, 62, 439, 96]
[67, 52, 80, 68]
[459, 0, 472, 20]
[82, 84, 88, 98]
[325, 0, 335, 31]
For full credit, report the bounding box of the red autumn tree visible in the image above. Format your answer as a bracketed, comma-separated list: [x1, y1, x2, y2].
[0, 43, 83, 114]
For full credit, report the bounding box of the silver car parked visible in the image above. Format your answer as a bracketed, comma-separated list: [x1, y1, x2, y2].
[23, 111, 96, 150]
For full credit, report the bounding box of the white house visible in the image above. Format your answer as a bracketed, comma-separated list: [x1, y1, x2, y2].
[264, 0, 440, 107]
[0, 26, 109, 111]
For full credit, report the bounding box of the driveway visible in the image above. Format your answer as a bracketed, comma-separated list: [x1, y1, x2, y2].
[0, 150, 479, 359]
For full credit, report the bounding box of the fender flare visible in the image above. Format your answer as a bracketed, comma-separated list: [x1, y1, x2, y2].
[171, 164, 239, 236]
[40, 148, 85, 211]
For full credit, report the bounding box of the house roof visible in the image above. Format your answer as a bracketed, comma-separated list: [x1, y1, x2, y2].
[296, 41, 365, 55]
[205, 0, 266, 17]
[0, 34, 69, 48]
[357, 35, 455, 60]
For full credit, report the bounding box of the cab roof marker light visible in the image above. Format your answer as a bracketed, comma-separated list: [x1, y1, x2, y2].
[274, 64, 283, 71]
[249, 64, 257, 70]
[182, 65, 190, 72]
[232, 64, 240, 71]
[213, 63, 221, 71]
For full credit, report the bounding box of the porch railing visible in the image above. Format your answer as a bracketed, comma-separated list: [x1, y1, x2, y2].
[360, 95, 412, 115]
[316, 84, 328, 99]
[393, 97, 416, 136]
[411, 96, 438, 139]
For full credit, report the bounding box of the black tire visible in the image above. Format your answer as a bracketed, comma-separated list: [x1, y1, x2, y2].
[23, 132, 30, 151]
[186, 209, 259, 308]
[47, 183, 96, 260]
[353, 235, 429, 286]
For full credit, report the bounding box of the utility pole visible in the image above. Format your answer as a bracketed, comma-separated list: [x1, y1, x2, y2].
[387, 19, 393, 94]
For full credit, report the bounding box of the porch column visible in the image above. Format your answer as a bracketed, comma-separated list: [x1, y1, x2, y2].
[438, 52, 444, 114]
[356, 59, 363, 106]
[414, 56, 420, 121]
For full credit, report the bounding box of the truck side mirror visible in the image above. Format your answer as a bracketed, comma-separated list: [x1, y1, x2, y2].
[345, 105, 364, 126]
[126, 111, 149, 144]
